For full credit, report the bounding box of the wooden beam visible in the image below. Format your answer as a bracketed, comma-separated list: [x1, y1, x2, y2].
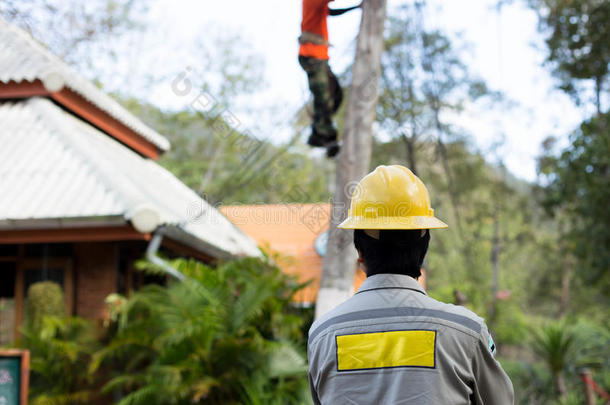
[0, 226, 150, 244]
[0, 80, 49, 98]
[64, 260, 74, 316]
[21, 350, 30, 405]
[51, 88, 161, 160]
[14, 245, 24, 342]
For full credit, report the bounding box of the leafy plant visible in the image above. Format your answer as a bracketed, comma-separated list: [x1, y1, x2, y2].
[93, 257, 311, 404]
[533, 321, 577, 398]
[19, 282, 102, 404]
[22, 316, 100, 405]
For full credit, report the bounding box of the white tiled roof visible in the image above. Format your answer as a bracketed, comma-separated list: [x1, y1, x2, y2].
[0, 98, 260, 259]
[0, 18, 170, 152]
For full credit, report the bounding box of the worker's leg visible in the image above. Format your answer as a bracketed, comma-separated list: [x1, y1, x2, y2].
[299, 56, 336, 140]
[327, 66, 343, 114]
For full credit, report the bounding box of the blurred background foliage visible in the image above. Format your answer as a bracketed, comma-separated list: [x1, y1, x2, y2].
[1, 0, 608, 403]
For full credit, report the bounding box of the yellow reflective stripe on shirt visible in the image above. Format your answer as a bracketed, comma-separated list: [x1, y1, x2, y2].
[336, 330, 436, 371]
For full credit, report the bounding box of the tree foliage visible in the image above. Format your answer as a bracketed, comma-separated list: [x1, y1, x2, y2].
[532, 0, 610, 111]
[378, 4, 491, 175]
[538, 112, 610, 296]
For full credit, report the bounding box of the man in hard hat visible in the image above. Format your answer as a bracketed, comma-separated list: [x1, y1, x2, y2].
[307, 165, 514, 404]
[299, 0, 361, 157]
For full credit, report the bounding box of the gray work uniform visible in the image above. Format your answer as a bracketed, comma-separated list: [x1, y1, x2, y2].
[308, 274, 514, 404]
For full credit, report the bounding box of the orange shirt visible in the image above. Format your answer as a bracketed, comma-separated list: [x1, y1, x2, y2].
[300, 0, 332, 60]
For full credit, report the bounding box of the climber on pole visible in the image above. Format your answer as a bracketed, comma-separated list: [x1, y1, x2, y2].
[299, 0, 361, 158]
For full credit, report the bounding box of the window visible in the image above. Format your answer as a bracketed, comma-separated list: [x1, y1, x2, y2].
[25, 243, 72, 258]
[23, 267, 64, 296]
[0, 245, 18, 257]
[0, 244, 74, 344]
[0, 262, 15, 298]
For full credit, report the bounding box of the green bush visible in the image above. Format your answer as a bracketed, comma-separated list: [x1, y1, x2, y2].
[94, 257, 311, 405]
[21, 282, 103, 404]
[25, 281, 66, 330]
[22, 316, 101, 405]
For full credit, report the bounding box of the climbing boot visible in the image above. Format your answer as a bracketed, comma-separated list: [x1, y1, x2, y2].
[307, 124, 337, 148]
[325, 140, 340, 158]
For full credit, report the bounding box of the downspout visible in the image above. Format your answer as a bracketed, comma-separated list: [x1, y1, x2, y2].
[128, 205, 185, 281]
[145, 226, 186, 281]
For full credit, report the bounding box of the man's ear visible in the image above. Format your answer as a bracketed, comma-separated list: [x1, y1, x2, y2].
[357, 249, 364, 264]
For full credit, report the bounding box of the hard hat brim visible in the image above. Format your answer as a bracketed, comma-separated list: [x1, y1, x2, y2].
[337, 215, 449, 230]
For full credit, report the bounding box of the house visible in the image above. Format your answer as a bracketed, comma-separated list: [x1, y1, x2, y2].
[0, 19, 259, 345]
[221, 204, 427, 305]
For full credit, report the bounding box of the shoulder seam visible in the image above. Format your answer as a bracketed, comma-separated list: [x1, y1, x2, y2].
[309, 307, 482, 344]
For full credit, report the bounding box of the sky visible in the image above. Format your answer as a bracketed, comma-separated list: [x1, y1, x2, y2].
[120, 0, 589, 182]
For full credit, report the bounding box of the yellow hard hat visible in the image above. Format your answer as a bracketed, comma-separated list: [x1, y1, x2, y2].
[338, 165, 448, 230]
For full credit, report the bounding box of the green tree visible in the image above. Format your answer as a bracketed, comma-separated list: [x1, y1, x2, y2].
[93, 257, 311, 404]
[375, 5, 521, 320]
[538, 112, 610, 297]
[531, 0, 610, 113]
[377, 4, 492, 176]
[378, 5, 427, 174]
[533, 0, 609, 324]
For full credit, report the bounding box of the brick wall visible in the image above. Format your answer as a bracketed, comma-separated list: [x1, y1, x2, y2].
[74, 242, 117, 320]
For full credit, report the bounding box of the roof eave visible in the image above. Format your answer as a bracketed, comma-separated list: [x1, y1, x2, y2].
[162, 225, 247, 262]
[0, 217, 151, 244]
[0, 215, 127, 230]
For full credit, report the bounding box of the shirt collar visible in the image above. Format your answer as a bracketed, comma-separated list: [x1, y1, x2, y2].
[356, 273, 427, 296]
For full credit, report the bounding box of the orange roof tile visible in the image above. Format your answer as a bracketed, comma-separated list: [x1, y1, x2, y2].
[221, 204, 366, 304]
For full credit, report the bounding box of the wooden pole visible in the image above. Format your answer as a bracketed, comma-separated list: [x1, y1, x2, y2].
[579, 369, 596, 405]
[316, 0, 388, 319]
[0, 349, 29, 405]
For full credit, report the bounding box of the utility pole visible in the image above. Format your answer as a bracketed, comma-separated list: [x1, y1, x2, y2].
[316, 0, 387, 319]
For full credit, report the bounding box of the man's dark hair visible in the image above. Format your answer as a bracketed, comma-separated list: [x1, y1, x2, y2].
[353, 229, 430, 278]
